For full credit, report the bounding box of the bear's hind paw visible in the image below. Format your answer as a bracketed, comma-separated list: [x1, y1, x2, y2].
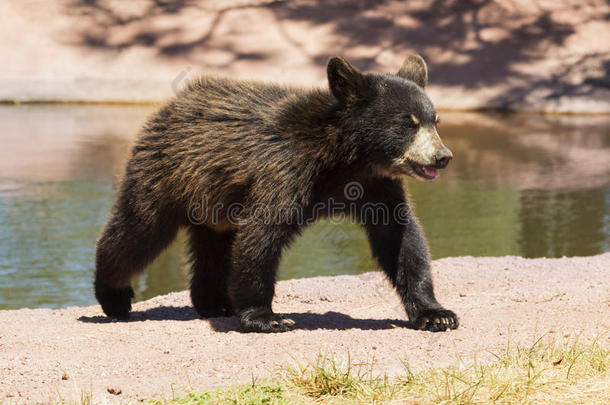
[95, 283, 134, 320]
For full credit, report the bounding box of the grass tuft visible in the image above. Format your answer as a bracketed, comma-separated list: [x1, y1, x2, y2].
[390, 336, 609, 404]
[284, 355, 398, 403]
[152, 382, 287, 405]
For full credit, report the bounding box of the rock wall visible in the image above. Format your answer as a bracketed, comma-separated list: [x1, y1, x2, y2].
[3, 0, 609, 112]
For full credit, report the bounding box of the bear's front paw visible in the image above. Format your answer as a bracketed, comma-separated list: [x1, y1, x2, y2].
[414, 308, 459, 332]
[95, 282, 134, 320]
[238, 308, 295, 333]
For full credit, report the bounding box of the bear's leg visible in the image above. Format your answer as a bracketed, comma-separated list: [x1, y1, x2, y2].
[188, 225, 235, 317]
[228, 222, 297, 333]
[359, 178, 458, 332]
[95, 203, 181, 320]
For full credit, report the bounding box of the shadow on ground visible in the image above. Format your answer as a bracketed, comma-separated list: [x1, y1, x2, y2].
[78, 306, 412, 331]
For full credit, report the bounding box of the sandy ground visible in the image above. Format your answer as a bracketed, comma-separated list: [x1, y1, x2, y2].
[3, 0, 610, 112]
[0, 254, 608, 404]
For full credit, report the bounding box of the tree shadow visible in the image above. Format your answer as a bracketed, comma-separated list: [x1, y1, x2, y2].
[63, 0, 608, 108]
[78, 306, 413, 332]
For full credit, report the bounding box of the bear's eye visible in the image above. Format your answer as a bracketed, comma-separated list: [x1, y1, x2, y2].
[404, 114, 419, 129]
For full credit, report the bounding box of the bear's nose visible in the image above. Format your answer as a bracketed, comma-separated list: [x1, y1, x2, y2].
[434, 148, 453, 168]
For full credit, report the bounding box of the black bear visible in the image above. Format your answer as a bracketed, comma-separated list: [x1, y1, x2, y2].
[95, 55, 458, 333]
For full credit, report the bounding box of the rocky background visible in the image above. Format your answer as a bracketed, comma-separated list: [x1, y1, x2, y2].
[3, 0, 610, 112]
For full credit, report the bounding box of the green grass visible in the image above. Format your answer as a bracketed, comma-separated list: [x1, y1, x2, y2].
[154, 336, 608, 405]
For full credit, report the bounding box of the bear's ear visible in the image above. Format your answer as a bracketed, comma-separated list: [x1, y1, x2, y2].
[327, 57, 365, 104]
[397, 54, 428, 88]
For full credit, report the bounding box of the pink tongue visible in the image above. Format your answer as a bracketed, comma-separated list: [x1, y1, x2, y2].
[422, 166, 439, 178]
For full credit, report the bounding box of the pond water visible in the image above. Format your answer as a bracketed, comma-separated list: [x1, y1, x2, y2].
[0, 105, 608, 309]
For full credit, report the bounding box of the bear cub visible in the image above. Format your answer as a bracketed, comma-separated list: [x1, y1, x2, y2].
[95, 55, 459, 333]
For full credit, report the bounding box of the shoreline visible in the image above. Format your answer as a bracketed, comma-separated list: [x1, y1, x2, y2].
[1, 254, 608, 403]
[2, 100, 610, 116]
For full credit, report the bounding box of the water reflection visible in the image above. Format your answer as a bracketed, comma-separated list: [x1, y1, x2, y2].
[518, 188, 609, 257]
[0, 106, 607, 308]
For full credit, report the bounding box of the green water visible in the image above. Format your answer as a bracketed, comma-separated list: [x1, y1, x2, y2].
[0, 106, 608, 309]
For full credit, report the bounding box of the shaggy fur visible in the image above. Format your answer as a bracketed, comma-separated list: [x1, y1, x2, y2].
[95, 55, 458, 333]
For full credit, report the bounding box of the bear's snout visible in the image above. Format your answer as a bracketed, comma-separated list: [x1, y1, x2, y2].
[434, 147, 453, 169]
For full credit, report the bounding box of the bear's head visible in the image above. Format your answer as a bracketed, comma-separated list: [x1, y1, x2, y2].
[327, 55, 452, 180]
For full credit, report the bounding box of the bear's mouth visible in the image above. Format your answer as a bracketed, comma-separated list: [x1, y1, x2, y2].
[409, 161, 440, 180]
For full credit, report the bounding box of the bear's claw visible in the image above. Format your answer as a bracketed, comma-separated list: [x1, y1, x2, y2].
[238, 308, 295, 333]
[414, 308, 459, 332]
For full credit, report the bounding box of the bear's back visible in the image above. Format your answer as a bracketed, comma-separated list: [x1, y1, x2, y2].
[178, 76, 297, 124]
[127, 77, 311, 212]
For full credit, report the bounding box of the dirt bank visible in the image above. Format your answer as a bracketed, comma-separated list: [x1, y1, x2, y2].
[1, 254, 608, 404]
[3, 0, 610, 112]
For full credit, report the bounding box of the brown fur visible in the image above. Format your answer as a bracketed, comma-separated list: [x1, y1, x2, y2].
[95, 56, 458, 333]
